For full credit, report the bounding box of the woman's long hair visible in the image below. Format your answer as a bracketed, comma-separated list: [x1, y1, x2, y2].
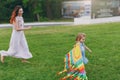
[10, 5, 22, 24]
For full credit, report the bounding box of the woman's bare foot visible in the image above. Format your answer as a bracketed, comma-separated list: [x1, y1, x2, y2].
[1, 55, 4, 63]
[21, 59, 30, 63]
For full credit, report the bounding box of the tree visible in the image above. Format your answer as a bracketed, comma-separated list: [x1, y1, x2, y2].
[0, 0, 65, 23]
[0, 0, 17, 23]
[22, 0, 43, 21]
[45, 0, 65, 19]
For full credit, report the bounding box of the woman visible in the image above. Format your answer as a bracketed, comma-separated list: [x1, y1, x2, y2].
[0, 5, 32, 63]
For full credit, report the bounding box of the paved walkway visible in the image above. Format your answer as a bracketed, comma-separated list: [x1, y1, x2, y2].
[74, 16, 120, 25]
[0, 22, 74, 28]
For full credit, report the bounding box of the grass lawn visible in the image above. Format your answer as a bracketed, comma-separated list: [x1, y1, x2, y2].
[0, 22, 120, 80]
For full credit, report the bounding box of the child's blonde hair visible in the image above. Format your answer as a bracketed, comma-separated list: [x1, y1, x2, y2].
[76, 33, 86, 41]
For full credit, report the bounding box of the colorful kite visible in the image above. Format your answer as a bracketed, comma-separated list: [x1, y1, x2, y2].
[58, 43, 88, 80]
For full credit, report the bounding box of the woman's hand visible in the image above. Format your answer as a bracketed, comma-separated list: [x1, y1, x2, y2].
[27, 26, 32, 29]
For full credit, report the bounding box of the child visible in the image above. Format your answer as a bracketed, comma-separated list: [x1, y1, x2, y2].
[76, 33, 92, 64]
[57, 33, 91, 80]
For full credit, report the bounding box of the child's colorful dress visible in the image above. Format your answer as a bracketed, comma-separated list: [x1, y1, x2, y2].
[80, 43, 88, 64]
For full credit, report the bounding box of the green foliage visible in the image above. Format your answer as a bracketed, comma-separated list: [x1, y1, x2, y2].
[40, 17, 49, 21]
[0, 22, 120, 80]
[0, 0, 64, 23]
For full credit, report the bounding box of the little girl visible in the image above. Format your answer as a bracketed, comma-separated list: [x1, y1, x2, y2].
[58, 33, 91, 80]
[76, 33, 92, 64]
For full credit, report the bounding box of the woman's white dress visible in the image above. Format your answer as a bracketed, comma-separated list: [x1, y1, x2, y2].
[0, 16, 32, 59]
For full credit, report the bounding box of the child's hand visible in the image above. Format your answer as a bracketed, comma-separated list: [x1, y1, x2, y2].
[88, 49, 92, 53]
[85, 45, 92, 53]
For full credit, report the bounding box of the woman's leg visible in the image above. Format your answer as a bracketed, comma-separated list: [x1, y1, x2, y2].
[1, 55, 5, 63]
[21, 59, 30, 63]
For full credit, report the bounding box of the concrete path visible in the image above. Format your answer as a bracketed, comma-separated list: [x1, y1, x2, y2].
[0, 22, 74, 28]
[74, 16, 120, 25]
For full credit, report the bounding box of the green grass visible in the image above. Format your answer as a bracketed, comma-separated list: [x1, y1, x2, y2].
[0, 22, 120, 80]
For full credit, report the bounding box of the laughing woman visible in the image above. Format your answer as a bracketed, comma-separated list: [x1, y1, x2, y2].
[0, 5, 32, 63]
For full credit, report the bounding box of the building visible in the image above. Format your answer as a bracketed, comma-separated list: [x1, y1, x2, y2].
[92, 0, 120, 18]
[62, 0, 91, 18]
[72, 0, 120, 24]
[62, 0, 120, 19]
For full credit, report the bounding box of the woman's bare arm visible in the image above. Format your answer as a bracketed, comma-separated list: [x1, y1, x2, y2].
[13, 21, 31, 31]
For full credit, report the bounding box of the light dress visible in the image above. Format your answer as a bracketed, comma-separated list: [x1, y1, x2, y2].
[0, 16, 32, 59]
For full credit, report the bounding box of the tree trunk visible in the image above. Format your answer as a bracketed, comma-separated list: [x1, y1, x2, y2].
[46, 0, 53, 19]
[36, 13, 40, 21]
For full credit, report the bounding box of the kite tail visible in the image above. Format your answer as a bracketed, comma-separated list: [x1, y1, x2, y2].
[57, 58, 68, 75]
[57, 69, 67, 75]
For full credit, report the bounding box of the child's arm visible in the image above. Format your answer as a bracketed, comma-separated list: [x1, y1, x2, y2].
[85, 45, 92, 53]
